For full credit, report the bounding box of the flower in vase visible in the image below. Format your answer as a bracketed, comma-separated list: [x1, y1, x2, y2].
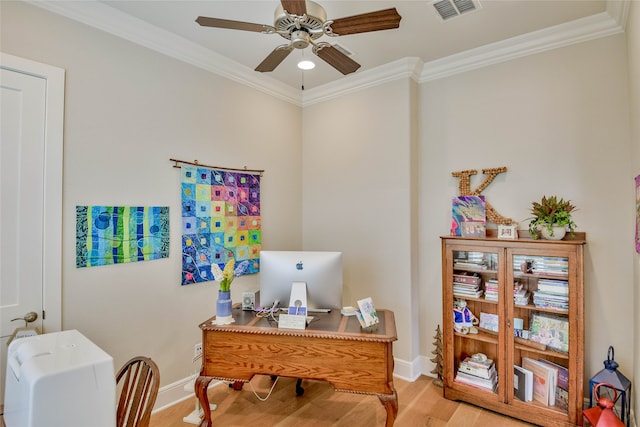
[211, 259, 250, 292]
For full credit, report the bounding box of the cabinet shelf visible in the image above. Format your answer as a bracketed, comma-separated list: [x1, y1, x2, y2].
[452, 295, 499, 305]
[441, 235, 585, 427]
[514, 303, 569, 315]
[514, 272, 569, 280]
[454, 331, 498, 345]
[513, 341, 570, 360]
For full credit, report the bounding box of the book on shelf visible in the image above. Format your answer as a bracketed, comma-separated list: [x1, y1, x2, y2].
[454, 261, 488, 270]
[522, 357, 557, 406]
[455, 356, 497, 392]
[514, 289, 531, 306]
[453, 282, 481, 289]
[453, 289, 483, 298]
[555, 387, 569, 411]
[453, 281, 483, 297]
[454, 371, 498, 392]
[458, 357, 496, 379]
[453, 273, 481, 285]
[512, 255, 569, 276]
[514, 365, 534, 402]
[461, 355, 493, 369]
[532, 291, 569, 311]
[458, 362, 497, 380]
[484, 279, 499, 302]
[537, 279, 569, 294]
[537, 359, 568, 390]
[538, 359, 569, 411]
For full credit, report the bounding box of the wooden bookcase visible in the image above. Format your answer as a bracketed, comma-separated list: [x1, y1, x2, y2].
[441, 233, 586, 427]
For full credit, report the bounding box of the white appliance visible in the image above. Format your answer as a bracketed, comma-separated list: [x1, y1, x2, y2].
[4, 329, 116, 427]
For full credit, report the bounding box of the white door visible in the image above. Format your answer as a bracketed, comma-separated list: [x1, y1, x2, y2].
[0, 54, 64, 404]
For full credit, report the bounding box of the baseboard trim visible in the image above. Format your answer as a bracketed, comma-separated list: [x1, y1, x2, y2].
[393, 356, 423, 382]
[153, 374, 224, 414]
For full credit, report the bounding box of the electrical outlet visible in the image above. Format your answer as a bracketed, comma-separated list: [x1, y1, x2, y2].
[194, 342, 203, 358]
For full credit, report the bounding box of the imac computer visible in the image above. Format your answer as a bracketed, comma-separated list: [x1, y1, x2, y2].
[259, 251, 343, 312]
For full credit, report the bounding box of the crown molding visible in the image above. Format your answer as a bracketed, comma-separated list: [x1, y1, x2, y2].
[24, 0, 628, 107]
[607, 0, 631, 31]
[301, 57, 423, 107]
[24, 0, 302, 106]
[419, 10, 624, 83]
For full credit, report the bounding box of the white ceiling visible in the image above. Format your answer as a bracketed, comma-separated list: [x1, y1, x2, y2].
[28, 0, 627, 103]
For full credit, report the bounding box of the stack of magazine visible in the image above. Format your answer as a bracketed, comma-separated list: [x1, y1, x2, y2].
[513, 281, 531, 306]
[484, 279, 499, 302]
[453, 273, 483, 298]
[454, 356, 498, 392]
[513, 255, 568, 276]
[533, 279, 569, 310]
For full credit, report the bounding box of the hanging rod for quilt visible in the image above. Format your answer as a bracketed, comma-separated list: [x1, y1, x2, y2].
[169, 158, 264, 176]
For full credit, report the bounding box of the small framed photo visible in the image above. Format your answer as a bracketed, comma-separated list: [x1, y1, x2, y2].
[529, 312, 569, 353]
[498, 224, 518, 239]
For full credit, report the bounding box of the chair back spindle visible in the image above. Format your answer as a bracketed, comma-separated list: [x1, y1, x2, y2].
[116, 356, 160, 427]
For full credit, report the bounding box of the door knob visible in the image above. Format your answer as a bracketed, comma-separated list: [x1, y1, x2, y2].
[11, 311, 38, 327]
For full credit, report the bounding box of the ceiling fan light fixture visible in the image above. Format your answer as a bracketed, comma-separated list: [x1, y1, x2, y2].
[197, 0, 402, 76]
[297, 59, 316, 70]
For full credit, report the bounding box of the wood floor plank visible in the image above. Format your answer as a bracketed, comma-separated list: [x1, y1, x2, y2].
[150, 375, 536, 427]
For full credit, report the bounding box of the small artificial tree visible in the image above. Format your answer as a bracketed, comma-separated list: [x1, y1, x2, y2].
[430, 324, 443, 387]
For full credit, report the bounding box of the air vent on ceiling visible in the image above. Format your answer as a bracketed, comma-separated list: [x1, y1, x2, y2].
[432, 0, 481, 21]
[333, 43, 354, 57]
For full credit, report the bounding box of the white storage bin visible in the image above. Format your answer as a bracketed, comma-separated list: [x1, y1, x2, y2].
[4, 329, 115, 427]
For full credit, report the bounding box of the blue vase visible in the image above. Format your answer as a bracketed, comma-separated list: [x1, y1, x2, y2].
[217, 290, 232, 317]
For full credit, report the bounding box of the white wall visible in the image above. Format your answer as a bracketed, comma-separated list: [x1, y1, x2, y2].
[301, 78, 420, 364]
[419, 33, 634, 391]
[1, 0, 302, 391]
[626, 0, 640, 422]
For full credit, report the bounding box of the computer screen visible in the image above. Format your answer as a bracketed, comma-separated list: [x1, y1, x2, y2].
[259, 251, 343, 312]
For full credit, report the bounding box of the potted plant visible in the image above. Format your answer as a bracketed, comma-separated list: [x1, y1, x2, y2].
[527, 195, 577, 240]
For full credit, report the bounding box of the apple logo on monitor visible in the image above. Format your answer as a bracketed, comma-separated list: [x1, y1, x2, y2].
[296, 261, 303, 270]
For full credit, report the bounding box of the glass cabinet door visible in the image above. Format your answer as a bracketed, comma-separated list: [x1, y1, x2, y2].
[508, 250, 573, 414]
[448, 248, 503, 399]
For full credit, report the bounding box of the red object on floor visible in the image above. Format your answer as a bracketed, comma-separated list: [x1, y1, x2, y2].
[583, 383, 625, 427]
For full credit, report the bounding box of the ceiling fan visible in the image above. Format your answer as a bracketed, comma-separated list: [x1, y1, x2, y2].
[196, 0, 402, 75]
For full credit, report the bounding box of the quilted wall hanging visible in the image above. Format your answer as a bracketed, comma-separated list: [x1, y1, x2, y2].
[180, 163, 261, 285]
[76, 205, 170, 267]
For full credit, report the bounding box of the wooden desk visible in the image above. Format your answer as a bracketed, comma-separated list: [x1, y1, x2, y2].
[195, 308, 398, 426]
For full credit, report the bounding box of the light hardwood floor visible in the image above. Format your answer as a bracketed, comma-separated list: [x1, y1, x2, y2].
[150, 375, 536, 427]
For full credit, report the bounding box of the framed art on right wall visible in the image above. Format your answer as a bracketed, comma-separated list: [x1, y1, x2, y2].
[635, 174, 640, 253]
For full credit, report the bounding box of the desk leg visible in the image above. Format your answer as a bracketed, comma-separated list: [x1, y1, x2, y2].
[378, 387, 398, 427]
[195, 376, 214, 427]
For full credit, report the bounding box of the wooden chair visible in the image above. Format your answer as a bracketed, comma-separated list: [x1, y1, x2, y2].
[116, 356, 160, 427]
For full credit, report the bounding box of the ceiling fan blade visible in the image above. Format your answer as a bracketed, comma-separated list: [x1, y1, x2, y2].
[196, 16, 273, 33]
[255, 46, 293, 72]
[281, 0, 307, 16]
[327, 8, 402, 36]
[313, 44, 361, 75]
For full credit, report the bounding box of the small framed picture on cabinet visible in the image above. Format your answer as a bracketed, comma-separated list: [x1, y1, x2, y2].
[498, 224, 518, 239]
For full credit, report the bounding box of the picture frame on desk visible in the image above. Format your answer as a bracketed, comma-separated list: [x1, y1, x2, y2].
[498, 224, 518, 239]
